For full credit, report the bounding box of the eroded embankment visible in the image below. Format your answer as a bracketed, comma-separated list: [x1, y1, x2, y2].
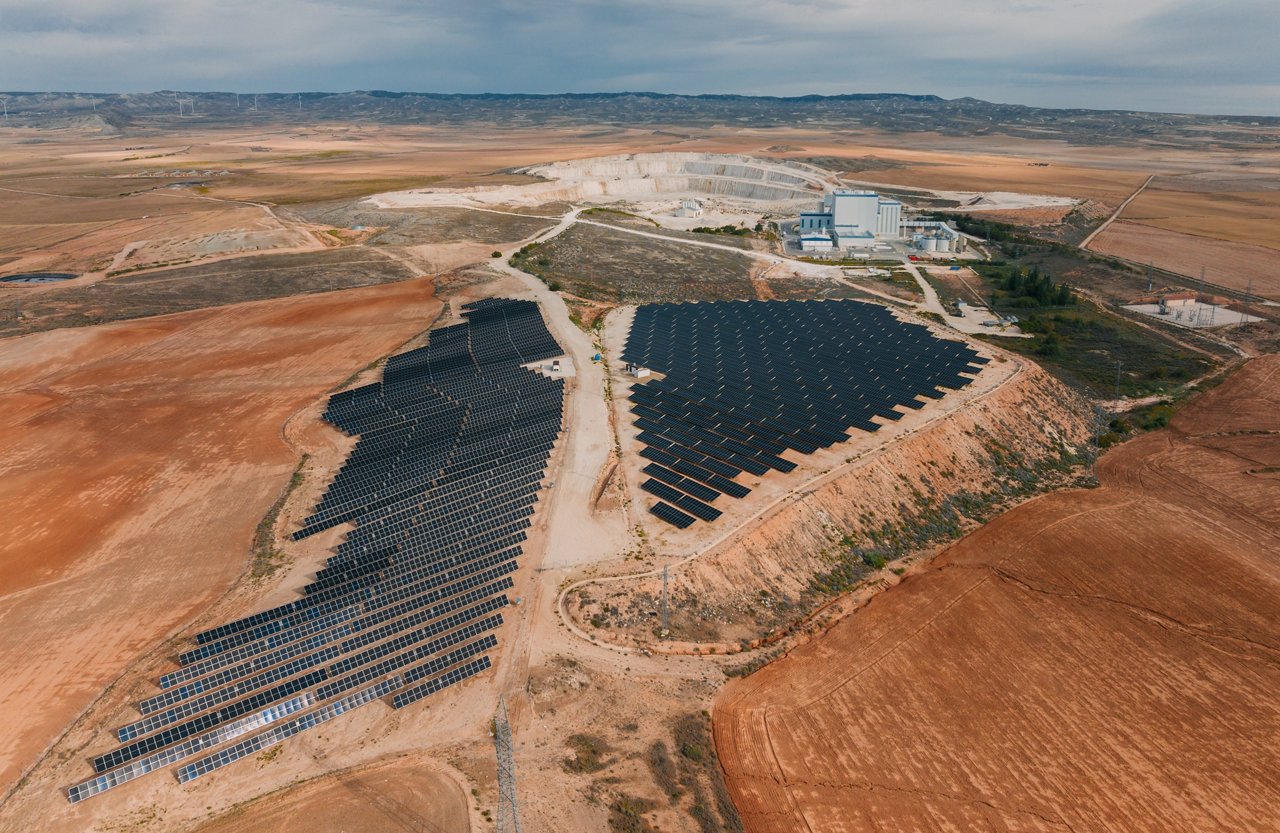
[713, 355, 1280, 833]
[570, 361, 1094, 648]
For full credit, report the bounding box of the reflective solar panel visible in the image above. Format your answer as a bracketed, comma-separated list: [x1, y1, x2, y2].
[625, 300, 982, 528]
[70, 299, 565, 802]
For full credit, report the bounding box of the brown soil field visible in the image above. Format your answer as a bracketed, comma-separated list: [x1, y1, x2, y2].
[1121, 177, 1280, 251]
[1087, 220, 1280, 300]
[190, 756, 470, 833]
[0, 277, 440, 798]
[817, 148, 1150, 206]
[714, 355, 1280, 833]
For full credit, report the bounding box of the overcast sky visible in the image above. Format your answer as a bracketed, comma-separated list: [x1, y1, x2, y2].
[1, 0, 1276, 116]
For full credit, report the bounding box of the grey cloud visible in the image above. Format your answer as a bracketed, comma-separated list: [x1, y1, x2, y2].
[0, 0, 1274, 115]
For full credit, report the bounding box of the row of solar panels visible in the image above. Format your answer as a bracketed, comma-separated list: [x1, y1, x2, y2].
[68, 299, 565, 803]
[622, 300, 985, 528]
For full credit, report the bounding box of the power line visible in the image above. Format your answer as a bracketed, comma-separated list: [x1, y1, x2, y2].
[661, 564, 670, 635]
[494, 695, 523, 833]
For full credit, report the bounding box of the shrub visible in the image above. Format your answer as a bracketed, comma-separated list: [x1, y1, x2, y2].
[563, 734, 611, 773]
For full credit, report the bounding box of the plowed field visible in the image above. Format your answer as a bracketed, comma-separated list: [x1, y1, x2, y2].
[0, 278, 440, 796]
[715, 356, 1280, 833]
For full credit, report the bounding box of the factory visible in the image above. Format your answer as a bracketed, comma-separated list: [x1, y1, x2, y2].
[901, 219, 965, 254]
[798, 190, 902, 250]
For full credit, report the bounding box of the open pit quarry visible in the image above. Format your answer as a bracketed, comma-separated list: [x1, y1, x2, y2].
[370, 152, 830, 211]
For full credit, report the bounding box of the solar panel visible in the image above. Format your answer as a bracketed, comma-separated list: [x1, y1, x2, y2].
[649, 502, 695, 529]
[69, 299, 565, 802]
[625, 300, 983, 528]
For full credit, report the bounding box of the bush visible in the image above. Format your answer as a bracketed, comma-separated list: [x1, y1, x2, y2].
[1140, 404, 1175, 430]
[563, 733, 611, 773]
[491, 250, 502, 258]
[646, 741, 682, 801]
[609, 795, 659, 833]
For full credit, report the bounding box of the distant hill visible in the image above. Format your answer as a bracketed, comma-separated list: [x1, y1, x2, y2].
[1, 90, 1277, 147]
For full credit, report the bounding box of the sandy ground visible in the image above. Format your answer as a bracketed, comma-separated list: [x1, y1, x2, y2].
[714, 356, 1280, 833]
[0, 277, 441, 799]
[189, 755, 470, 833]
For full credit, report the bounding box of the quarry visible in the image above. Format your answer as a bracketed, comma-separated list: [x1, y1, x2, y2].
[0, 102, 1276, 833]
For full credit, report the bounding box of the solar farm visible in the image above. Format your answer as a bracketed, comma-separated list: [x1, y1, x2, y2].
[66, 298, 565, 802]
[621, 300, 989, 528]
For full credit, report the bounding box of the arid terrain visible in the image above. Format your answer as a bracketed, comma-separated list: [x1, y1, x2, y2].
[0, 277, 441, 797]
[0, 98, 1277, 833]
[714, 355, 1280, 833]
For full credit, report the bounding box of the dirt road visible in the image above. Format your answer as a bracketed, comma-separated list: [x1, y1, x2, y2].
[1081, 173, 1155, 250]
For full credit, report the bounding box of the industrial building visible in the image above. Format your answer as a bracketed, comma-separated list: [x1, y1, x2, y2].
[675, 198, 704, 218]
[901, 219, 965, 254]
[798, 190, 903, 249]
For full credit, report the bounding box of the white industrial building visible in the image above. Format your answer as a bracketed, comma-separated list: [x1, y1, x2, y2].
[675, 198, 704, 218]
[798, 190, 903, 249]
[901, 219, 964, 254]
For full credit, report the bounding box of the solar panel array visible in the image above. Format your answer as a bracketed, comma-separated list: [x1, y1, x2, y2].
[621, 300, 987, 528]
[67, 298, 564, 803]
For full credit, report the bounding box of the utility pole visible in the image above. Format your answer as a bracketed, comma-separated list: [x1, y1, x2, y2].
[1146, 262, 1153, 293]
[1092, 404, 1105, 476]
[235, 92, 240, 108]
[1244, 279, 1253, 332]
[253, 93, 259, 111]
[2, 98, 8, 124]
[494, 696, 523, 833]
[1114, 360, 1123, 400]
[298, 94, 303, 112]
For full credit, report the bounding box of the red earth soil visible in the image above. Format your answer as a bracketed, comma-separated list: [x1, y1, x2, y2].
[714, 356, 1280, 833]
[0, 278, 440, 796]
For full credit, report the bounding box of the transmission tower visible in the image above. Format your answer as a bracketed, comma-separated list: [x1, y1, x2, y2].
[1244, 279, 1254, 332]
[494, 695, 523, 833]
[661, 565, 670, 634]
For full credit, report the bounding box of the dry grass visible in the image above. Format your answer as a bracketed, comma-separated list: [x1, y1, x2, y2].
[1119, 185, 1280, 251]
[511, 224, 757, 303]
[0, 248, 418, 337]
[1088, 220, 1280, 300]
